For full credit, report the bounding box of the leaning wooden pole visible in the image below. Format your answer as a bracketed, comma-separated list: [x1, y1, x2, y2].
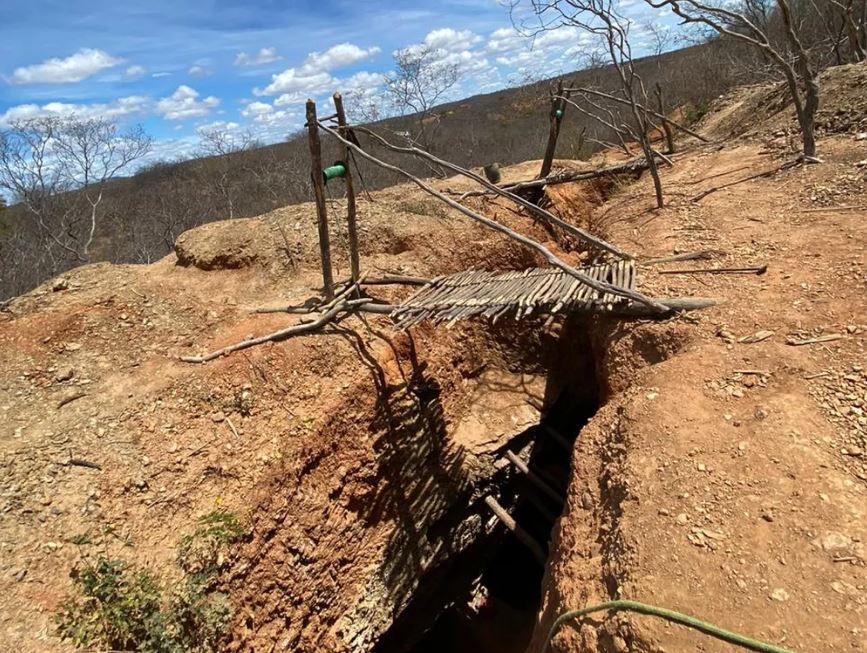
[306, 99, 335, 299]
[563, 86, 709, 143]
[333, 92, 360, 282]
[484, 496, 547, 565]
[539, 80, 569, 180]
[348, 125, 630, 259]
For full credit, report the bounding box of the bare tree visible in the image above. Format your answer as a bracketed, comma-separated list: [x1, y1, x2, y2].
[646, 0, 822, 160]
[0, 116, 151, 266]
[384, 45, 461, 149]
[819, 0, 867, 63]
[197, 127, 255, 219]
[519, 0, 667, 207]
[342, 89, 385, 124]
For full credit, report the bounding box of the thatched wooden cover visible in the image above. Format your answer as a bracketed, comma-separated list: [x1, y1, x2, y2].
[391, 259, 636, 328]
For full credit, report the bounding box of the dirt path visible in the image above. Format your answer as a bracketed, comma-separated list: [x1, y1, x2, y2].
[534, 135, 866, 652]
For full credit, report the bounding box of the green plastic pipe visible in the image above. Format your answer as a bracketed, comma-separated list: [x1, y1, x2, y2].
[546, 600, 796, 653]
[322, 162, 347, 183]
[554, 108, 564, 119]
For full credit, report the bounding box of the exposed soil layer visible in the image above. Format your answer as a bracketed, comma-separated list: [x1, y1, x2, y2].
[0, 156, 595, 652]
[532, 134, 866, 652]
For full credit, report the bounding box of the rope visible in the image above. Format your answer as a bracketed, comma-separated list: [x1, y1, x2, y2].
[546, 600, 796, 653]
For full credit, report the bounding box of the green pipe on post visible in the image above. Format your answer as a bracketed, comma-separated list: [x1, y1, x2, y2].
[554, 108, 564, 119]
[322, 161, 347, 183]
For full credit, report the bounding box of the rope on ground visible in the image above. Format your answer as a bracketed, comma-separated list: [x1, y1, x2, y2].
[546, 600, 796, 653]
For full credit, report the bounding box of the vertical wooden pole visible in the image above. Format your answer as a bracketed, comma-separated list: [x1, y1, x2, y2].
[332, 92, 360, 283]
[538, 79, 569, 180]
[306, 99, 334, 299]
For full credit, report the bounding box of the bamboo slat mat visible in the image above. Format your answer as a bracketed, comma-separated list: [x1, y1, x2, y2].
[391, 260, 636, 328]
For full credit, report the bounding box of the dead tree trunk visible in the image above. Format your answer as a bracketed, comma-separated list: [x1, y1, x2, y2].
[655, 83, 675, 154]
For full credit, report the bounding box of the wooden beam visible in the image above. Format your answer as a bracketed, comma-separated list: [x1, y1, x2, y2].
[500, 156, 655, 194]
[504, 450, 565, 505]
[484, 496, 547, 565]
[306, 99, 335, 300]
[333, 92, 360, 283]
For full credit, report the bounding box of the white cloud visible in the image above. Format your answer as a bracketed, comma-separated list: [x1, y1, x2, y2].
[241, 101, 274, 118]
[152, 72, 172, 78]
[125, 65, 147, 79]
[196, 120, 241, 135]
[239, 101, 295, 136]
[0, 95, 149, 126]
[234, 47, 281, 67]
[259, 42, 380, 97]
[156, 85, 219, 120]
[424, 28, 481, 53]
[268, 71, 334, 103]
[9, 48, 124, 84]
[342, 70, 385, 92]
[188, 65, 212, 77]
[299, 43, 381, 75]
[486, 27, 525, 54]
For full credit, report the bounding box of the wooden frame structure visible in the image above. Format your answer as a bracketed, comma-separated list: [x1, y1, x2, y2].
[180, 92, 721, 364]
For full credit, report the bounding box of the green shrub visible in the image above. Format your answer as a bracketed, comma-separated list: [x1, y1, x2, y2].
[685, 100, 710, 126]
[56, 511, 246, 652]
[56, 558, 169, 652]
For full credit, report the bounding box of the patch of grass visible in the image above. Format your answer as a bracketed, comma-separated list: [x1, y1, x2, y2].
[56, 511, 247, 652]
[67, 532, 92, 546]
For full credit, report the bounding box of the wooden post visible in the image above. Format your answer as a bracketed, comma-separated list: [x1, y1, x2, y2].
[332, 92, 360, 283]
[538, 79, 569, 180]
[306, 99, 334, 299]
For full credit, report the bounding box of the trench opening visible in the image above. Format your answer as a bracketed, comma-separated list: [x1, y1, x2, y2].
[375, 317, 601, 653]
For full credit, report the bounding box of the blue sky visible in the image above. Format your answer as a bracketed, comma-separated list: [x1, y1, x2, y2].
[0, 0, 677, 162]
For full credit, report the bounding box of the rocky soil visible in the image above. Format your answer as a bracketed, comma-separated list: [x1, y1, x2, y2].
[532, 135, 866, 652]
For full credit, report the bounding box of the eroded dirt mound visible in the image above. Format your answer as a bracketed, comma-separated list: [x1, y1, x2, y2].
[175, 216, 290, 271]
[701, 61, 867, 142]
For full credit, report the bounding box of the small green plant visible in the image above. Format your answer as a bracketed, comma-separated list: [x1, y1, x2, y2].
[685, 100, 710, 126]
[67, 532, 92, 546]
[56, 558, 168, 651]
[56, 511, 246, 652]
[178, 511, 246, 581]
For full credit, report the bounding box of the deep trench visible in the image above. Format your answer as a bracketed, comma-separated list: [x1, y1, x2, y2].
[374, 318, 601, 653]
